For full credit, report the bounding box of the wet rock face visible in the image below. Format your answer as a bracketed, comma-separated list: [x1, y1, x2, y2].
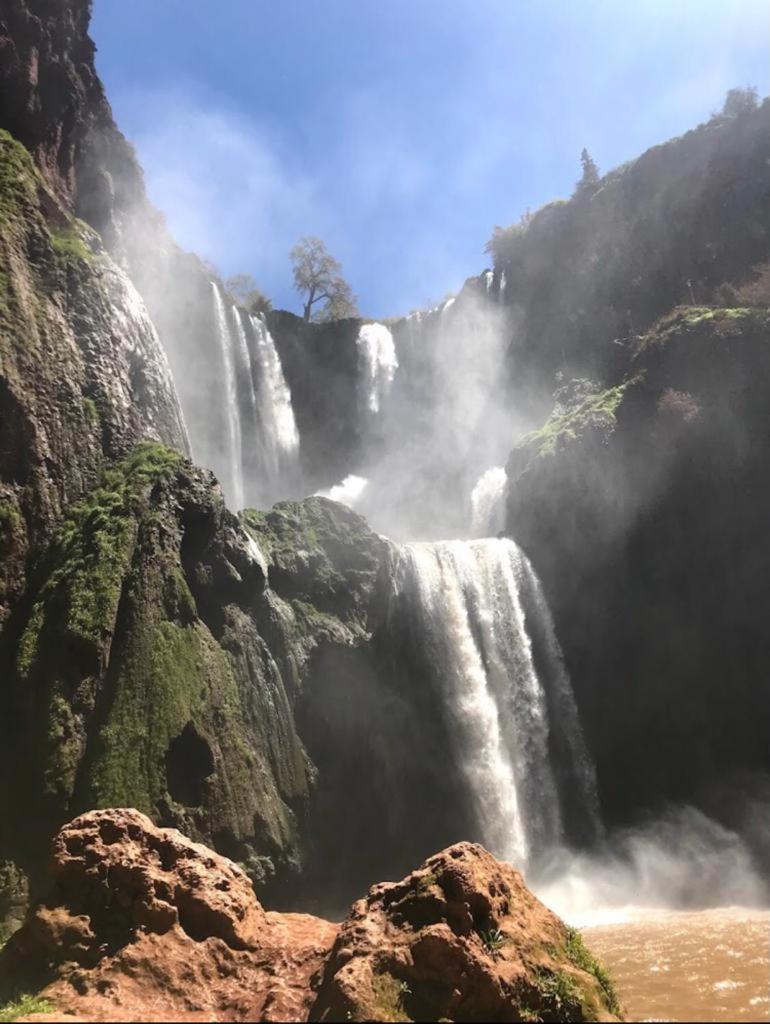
[507, 309, 770, 820]
[0, 128, 187, 627]
[0, 812, 619, 1023]
[1, 445, 310, 898]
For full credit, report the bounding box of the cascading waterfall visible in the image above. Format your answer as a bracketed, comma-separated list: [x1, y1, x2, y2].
[211, 281, 244, 509]
[230, 303, 259, 435]
[391, 536, 599, 866]
[356, 322, 398, 415]
[248, 314, 300, 481]
[470, 466, 508, 537]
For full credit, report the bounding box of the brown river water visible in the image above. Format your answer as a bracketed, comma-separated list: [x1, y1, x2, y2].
[582, 907, 770, 1022]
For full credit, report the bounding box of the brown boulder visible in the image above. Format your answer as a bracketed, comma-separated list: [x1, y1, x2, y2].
[310, 841, 620, 1022]
[0, 809, 336, 1022]
[1, 814, 620, 1022]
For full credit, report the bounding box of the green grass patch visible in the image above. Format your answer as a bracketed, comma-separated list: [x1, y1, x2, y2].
[0, 994, 53, 1022]
[50, 225, 92, 264]
[370, 973, 411, 1022]
[564, 926, 620, 1014]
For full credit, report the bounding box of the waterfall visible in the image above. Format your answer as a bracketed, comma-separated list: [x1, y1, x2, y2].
[356, 322, 398, 415]
[470, 466, 508, 537]
[211, 282, 244, 509]
[230, 304, 259, 434]
[248, 314, 300, 482]
[391, 537, 599, 865]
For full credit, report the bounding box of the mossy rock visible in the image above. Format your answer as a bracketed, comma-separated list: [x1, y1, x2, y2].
[5, 444, 308, 884]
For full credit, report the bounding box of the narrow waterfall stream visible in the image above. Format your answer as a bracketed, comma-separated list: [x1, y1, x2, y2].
[211, 281, 244, 508]
[355, 322, 398, 416]
[248, 313, 300, 484]
[470, 466, 508, 537]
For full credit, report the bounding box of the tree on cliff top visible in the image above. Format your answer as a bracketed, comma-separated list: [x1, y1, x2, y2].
[574, 148, 600, 197]
[290, 236, 358, 322]
[225, 273, 272, 315]
[721, 86, 759, 117]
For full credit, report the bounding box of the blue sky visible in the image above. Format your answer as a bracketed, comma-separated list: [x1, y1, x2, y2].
[91, 0, 769, 319]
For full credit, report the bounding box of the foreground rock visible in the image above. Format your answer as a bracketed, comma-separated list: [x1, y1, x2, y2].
[0, 810, 620, 1023]
[0, 809, 337, 1022]
[311, 841, 619, 1022]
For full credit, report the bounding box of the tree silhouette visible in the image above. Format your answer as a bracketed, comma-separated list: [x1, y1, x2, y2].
[290, 237, 358, 322]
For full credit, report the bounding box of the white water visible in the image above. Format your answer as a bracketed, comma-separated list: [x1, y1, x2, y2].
[392, 537, 597, 865]
[211, 282, 244, 509]
[230, 304, 259, 433]
[470, 466, 507, 537]
[316, 474, 369, 508]
[356, 322, 398, 415]
[248, 314, 300, 481]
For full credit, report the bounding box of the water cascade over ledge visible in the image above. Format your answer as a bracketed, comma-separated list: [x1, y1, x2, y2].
[389, 536, 601, 868]
[211, 281, 244, 509]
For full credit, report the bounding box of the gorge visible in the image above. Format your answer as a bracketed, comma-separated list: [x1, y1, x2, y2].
[0, 0, 769, 1020]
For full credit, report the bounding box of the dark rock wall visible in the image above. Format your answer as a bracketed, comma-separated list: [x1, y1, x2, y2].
[507, 309, 770, 820]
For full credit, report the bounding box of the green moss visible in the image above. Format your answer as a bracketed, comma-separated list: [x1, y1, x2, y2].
[85, 620, 225, 811]
[241, 496, 380, 622]
[0, 130, 39, 227]
[15, 444, 184, 684]
[0, 502, 20, 534]
[518, 381, 630, 459]
[82, 396, 100, 426]
[0, 994, 53, 1022]
[564, 926, 620, 1014]
[50, 224, 92, 265]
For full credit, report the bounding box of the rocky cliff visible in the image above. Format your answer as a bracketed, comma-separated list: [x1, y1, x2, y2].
[506, 306, 770, 823]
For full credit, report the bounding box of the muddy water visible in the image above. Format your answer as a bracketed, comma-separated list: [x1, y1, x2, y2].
[582, 908, 770, 1022]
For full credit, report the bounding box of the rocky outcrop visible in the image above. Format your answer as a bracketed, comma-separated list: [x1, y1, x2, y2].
[0, 809, 338, 1022]
[267, 312, 363, 490]
[0, 810, 619, 1023]
[312, 842, 619, 1023]
[1, 446, 311, 903]
[507, 307, 770, 821]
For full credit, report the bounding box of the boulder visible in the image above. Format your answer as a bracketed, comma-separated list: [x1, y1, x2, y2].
[311, 841, 620, 1022]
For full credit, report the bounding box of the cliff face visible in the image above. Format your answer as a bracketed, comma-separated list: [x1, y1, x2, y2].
[0, 0, 251, 496]
[0, 127, 186, 626]
[507, 307, 770, 820]
[493, 101, 770, 416]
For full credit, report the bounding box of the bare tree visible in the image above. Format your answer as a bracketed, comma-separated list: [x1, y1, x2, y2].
[225, 273, 272, 315]
[290, 236, 358, 322]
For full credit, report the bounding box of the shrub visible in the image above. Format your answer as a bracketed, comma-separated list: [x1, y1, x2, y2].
[657, 388, 700, 423]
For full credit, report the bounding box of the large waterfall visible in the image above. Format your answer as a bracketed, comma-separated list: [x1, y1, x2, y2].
[391, 536, 600, 866]
[209, 283, 299, 509]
